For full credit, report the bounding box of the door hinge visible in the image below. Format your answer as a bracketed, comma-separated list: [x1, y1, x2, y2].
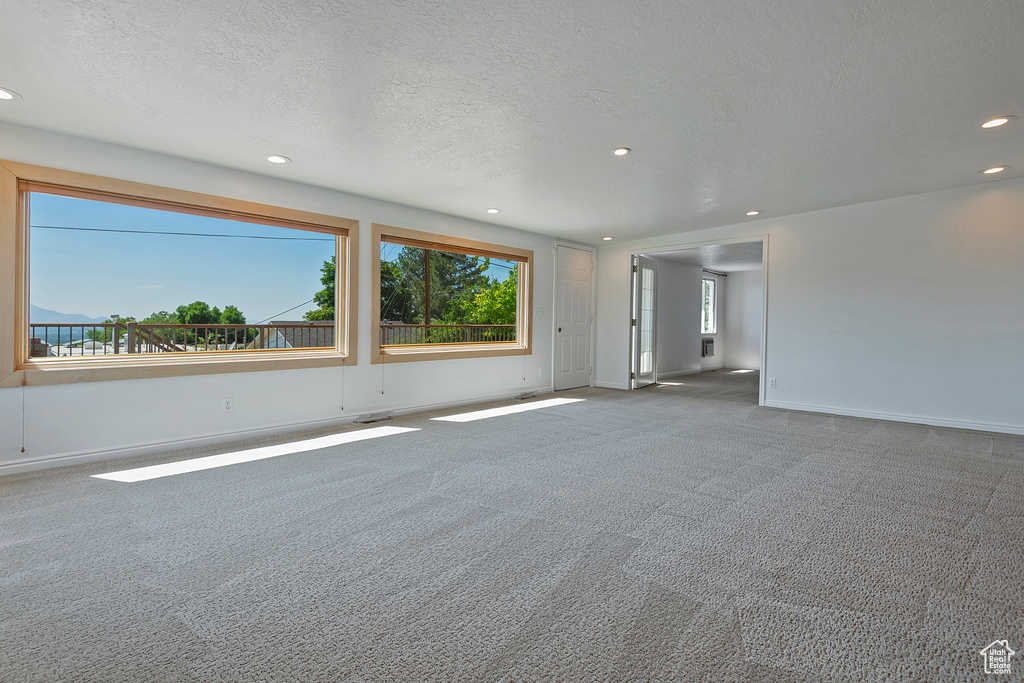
[589, 367, 592, 374]
[632, 265, 638, 273]
[630, 372, 636, 380]
[631, 318, 637, 326]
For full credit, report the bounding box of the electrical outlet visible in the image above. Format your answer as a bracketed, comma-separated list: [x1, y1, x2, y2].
[221, 397, 234, 413]
[768, 378, 777, 389]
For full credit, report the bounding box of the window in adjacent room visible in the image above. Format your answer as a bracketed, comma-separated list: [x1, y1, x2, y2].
[701, 277, 717, 334]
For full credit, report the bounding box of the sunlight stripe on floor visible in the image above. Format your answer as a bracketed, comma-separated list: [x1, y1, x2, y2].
[92, 426, 421, 483]
[431, 398, 585, 423]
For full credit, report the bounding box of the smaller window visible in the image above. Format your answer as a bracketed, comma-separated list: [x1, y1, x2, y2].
[701, 278, 717, 334]
[371, 224, 532, 363]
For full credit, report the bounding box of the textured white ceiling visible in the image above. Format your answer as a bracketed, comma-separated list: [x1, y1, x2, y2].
[653, 242, 764, 272]
[1, 0, 1022, 243]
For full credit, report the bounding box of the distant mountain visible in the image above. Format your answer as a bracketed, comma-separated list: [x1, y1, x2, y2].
[29, 305, 107, 324]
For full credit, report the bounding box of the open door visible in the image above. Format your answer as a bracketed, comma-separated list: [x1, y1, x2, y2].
[631, 255, 657, 388]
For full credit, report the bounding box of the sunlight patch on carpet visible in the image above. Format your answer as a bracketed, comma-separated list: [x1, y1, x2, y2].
[93, 426, 420, 482]
[432, 398, 585, 423]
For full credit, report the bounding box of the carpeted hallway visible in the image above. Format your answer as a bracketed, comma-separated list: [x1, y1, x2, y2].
[1, 370, 1022, 682]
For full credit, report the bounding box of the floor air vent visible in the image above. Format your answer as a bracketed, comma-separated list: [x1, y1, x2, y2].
[355, 411, 395, 424]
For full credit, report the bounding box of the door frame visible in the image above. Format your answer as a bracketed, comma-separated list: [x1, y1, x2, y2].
[627, 234, 769, 406]
[552, 241, 597, 390]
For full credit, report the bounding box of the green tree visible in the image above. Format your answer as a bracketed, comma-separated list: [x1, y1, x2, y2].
[220, 305, 245, 325]
[175, 301, 219, 326]
[304, 257, 335, 321]
[174, 301, 221, 344]
[141, 311, 178, 325]
[219, 305, 248, 344]
[467, 267, 518, 325]
[386, 246, 490, 324]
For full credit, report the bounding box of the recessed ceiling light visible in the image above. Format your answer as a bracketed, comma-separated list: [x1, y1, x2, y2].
[981, 116, 1015, 129]
[265, 154, 291, 164]
[980, 166, 1008, 174]
[613, 147, 631, 156]
[745, 210, 761, 216]
[0, 87, 22, 101]
[602, 237, 613, 241]
[485, 208, 501, 214]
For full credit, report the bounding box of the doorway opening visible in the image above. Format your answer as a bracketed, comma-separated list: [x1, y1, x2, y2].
[629, 239, 766, 405]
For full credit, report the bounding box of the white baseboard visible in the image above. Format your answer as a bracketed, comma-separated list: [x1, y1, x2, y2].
[657, 369, 701, 379]
[595, 381, 628, 390]
[0, 385, 555, 476]
[0, 416, 359, 476]
[763, 400, 1024, 436]
[391, 386, 553, 417]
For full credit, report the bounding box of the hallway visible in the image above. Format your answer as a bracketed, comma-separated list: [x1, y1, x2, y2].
[653, 369, 760, 405]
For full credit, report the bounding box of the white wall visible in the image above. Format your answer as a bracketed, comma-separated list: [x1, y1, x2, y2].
[0, 123, 556, 472]
[654, 259, 701, 378]
[723, 269, 762, 370]
[699, 273, 725, 372]
[596, 178, 1024, 434]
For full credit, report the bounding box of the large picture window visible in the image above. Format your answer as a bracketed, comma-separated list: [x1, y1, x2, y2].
[0, 160, 357, 386]
[371, 224, 532, 363]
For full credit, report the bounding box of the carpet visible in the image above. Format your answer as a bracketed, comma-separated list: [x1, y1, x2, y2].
[1, 370, 1021, 681]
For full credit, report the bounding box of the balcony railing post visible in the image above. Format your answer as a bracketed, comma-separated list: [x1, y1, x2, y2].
[126, 322, 136, 354]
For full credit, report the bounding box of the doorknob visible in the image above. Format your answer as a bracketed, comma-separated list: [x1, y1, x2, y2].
[558, 327, 562, 333]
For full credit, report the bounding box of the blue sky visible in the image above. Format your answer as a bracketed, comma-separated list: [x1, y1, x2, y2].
[30, 192, 334, 323]
[30, 192, 517, 324]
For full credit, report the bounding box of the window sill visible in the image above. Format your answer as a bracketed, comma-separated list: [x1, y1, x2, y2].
[4, 350, 352, 387]
[374, 343, 530, 364]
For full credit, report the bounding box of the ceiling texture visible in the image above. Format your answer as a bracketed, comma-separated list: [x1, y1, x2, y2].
[1, 0, 1022, 243]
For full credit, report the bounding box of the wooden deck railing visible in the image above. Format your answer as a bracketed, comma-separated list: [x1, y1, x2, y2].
[29, 322, 334, 356]
[379, 323, 516, 345]
[29, 322, 511, 356]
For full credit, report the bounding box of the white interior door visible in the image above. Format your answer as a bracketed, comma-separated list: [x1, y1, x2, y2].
[631, 255, 657, 388]
[554, 245, 593, 390]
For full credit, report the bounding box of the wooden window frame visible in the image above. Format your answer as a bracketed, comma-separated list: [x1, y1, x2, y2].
[0, 160, 358, 387]
[371, 223, 532, 364]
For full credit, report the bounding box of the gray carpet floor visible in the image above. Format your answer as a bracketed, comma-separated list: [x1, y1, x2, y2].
[1, 370, 1022, 682]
